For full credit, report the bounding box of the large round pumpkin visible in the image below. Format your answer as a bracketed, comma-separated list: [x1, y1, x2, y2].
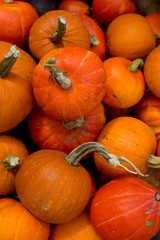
[32, 46, 106, 120]
[0, 134, 29, 196]
[0, 41, 36, 133]
[89, 176, 160, 240]
[106, 13, 156, 60]
[94, 116, 157, 178]
[0, 198, 51, 239]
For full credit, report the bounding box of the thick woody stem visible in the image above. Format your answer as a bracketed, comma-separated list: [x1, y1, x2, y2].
[90, 34, 99, 46]
[155, 193, 160, 201]
[43, 58, 72, 89]
[3, 154, 20, 171]
[146, 154, 160, 168]
[128, 59, 144, 72]
[5, 0, 13, 3]
[50, 16, 66, 43]
[155, 34, 160, 40]
[62, 117, 84, 129]
[65, 142, 147, 177]
[0, 45, 21, 78]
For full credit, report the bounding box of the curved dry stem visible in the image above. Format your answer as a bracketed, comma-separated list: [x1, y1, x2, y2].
[146, 154, 160, 168]
[50, 16, 66, 43]
[62, 117, 84, 129]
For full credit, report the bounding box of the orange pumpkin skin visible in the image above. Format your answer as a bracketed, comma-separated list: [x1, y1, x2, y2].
[0, 41, 36, 133]
[102, 57, 146, 108]
[28, 10, 91, 60]
[134, 90, 160, 140]
[0, 198, 51, 240]
[74, 13, 107, 61]
[0, 1, 39, 47]
[32, 46, 106, 120]
[28, 104, 106, 154]
[145, 13, 160, 46]
[58, 0, 90, 16]
[94, 116, 157, 178]
[15, 149, 93, 224]
[50, 209, 101, 240]
[92, 0, 136, 26]
[106, 13, 156, 60]
[89, 177, 160, 240]
[0, 134, 29, 196]
[144, 46, 160, 98]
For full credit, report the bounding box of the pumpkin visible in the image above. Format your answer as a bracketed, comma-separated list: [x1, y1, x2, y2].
[0, 42, 36, 133]
[74, 13, 107, 61]
[0, 0, 39, 48]
[143, 46, 160, 98]
[32, 46, 106, 120]
[28, 10, 91, 60]
[89, 176, 160, 240]
[58, 0, 90, 16]
[94, 116, 157, 178]
[15, 141, 137, 224]
[106, 13, 156, 60]
[0, 198, 51, 239]
[145, 13, 160, 46]
[28, 103, 106, 154]
[50, 209, 102, 240]
[0, 134, 29, 196]
[134, 90, 160, 140]
[91, 0, 136, 26]
[102, 57, 146, 108]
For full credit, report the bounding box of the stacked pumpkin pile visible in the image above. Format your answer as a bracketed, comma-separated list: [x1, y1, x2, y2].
[1, 0, 160, 239]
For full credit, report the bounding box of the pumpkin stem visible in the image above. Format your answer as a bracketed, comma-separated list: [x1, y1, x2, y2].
[155, 34, 160, 40]
[65, 142, 147, 177]
[50, 16, 66, 43]
[0, 45, 21, 78]
[146, 154, 160, 168]
[43, 58, 72, 89]
[90, 34, 99, 46]
[128, 59, 144, 72]
[5, 0, 13, 3]
[3, 154, 20, 171]
[62, 117, 84, 129]
[155, 192, 160, 201]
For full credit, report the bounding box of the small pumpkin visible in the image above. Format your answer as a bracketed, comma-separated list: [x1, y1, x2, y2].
[102, 57, 146, 108]
[28, 10, 91, 60]
[58, 0, 90, 16]
[94, 116, 157, 178]
[28, 103, 106, 154]
[89, 176, 160, 240]
[145, 13, 160, 46]
[106, 13, 156, 60]
[0, 0, 39, 47]
[50, 209, 102, 240]
[0, 42, 36, 133]
[32, 46, 106, 120]
[74, 12, 107, 61]
[143, 46, 160, 98]
[0, 198, 51, 239]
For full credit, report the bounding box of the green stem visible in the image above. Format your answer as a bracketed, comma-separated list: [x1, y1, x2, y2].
[3, 154, 20, 171]
[50, 16, 66, 43]
[128, 59, 144, 72]
[62, 117, 84, 130]
[146, 154, 160, 168]
[43, 57, 72, 89]
[64, 142, 147, 177]
[90, 34, 99, 46]
[0, 45, 21, 78]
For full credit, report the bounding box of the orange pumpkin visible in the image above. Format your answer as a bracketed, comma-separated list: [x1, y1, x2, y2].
[28, 10, 91, 60]
[74, 13, 107, 61]
[32, 46, 106, 120]
[28, 103, 106, 154]
[0, 198, 51, 239]
[102, 57, 146, 108]
[0, 134, 29, 196]
[58, 0, 90, 16]
[0, 0, 39, 47]
[94, 116, 157, 178]
[145, 13, 160, 46]
[106, 13, 156, 60]
[50, 209, 101, 240]
[143, 46, 160, 98]
[0, 41, 36, 133]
